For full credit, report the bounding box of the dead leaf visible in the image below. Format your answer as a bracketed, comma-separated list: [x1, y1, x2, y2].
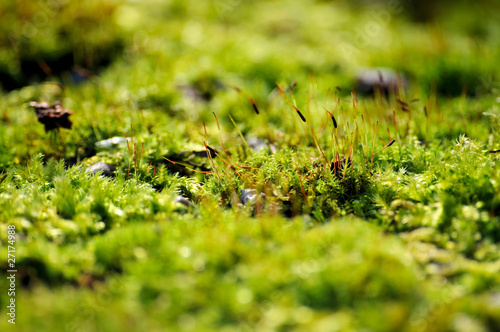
[29, 101, 73, 132]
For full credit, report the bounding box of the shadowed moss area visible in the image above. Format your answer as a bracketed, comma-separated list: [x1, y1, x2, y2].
[0, 0, 124, 90]
[1, 0, 500, 331]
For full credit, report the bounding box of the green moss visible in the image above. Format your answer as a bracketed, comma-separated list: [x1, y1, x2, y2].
[1, 0, 500, 331]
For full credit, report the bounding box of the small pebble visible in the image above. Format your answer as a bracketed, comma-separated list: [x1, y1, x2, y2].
[240, 189, 266, 206]
[69, 67, 93, 84]
[95, 137, 128, 149]
[174, 195, 191, 208]
[356, 68, 407, 95]
[247, 138, 276, 153]
[489, 292, 500, 307]
[86, 162, 116, 177]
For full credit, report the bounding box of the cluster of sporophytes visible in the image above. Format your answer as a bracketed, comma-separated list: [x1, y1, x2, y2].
[177, 81, 400, 219]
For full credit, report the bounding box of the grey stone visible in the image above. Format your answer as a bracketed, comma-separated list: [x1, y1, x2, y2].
[174, 195, 191, 208]
[247, 138, 277, 153]
[95, 137, 129, 149]
[489, 292, 500, 307]
[356, 68, 407, 95]
[86, 162, 116, 177]
[240, 189, 266, 206]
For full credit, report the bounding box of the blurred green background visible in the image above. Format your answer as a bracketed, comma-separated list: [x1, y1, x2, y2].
[1, 0, 499, 94]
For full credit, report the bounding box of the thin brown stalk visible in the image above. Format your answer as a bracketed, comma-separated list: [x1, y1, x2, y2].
[164, 158, 212, 174]
[203, 141, 222, 182]
[291, 104, 329, 173]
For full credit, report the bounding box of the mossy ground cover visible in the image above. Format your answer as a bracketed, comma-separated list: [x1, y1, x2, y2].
[1, 0, 500, 331]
